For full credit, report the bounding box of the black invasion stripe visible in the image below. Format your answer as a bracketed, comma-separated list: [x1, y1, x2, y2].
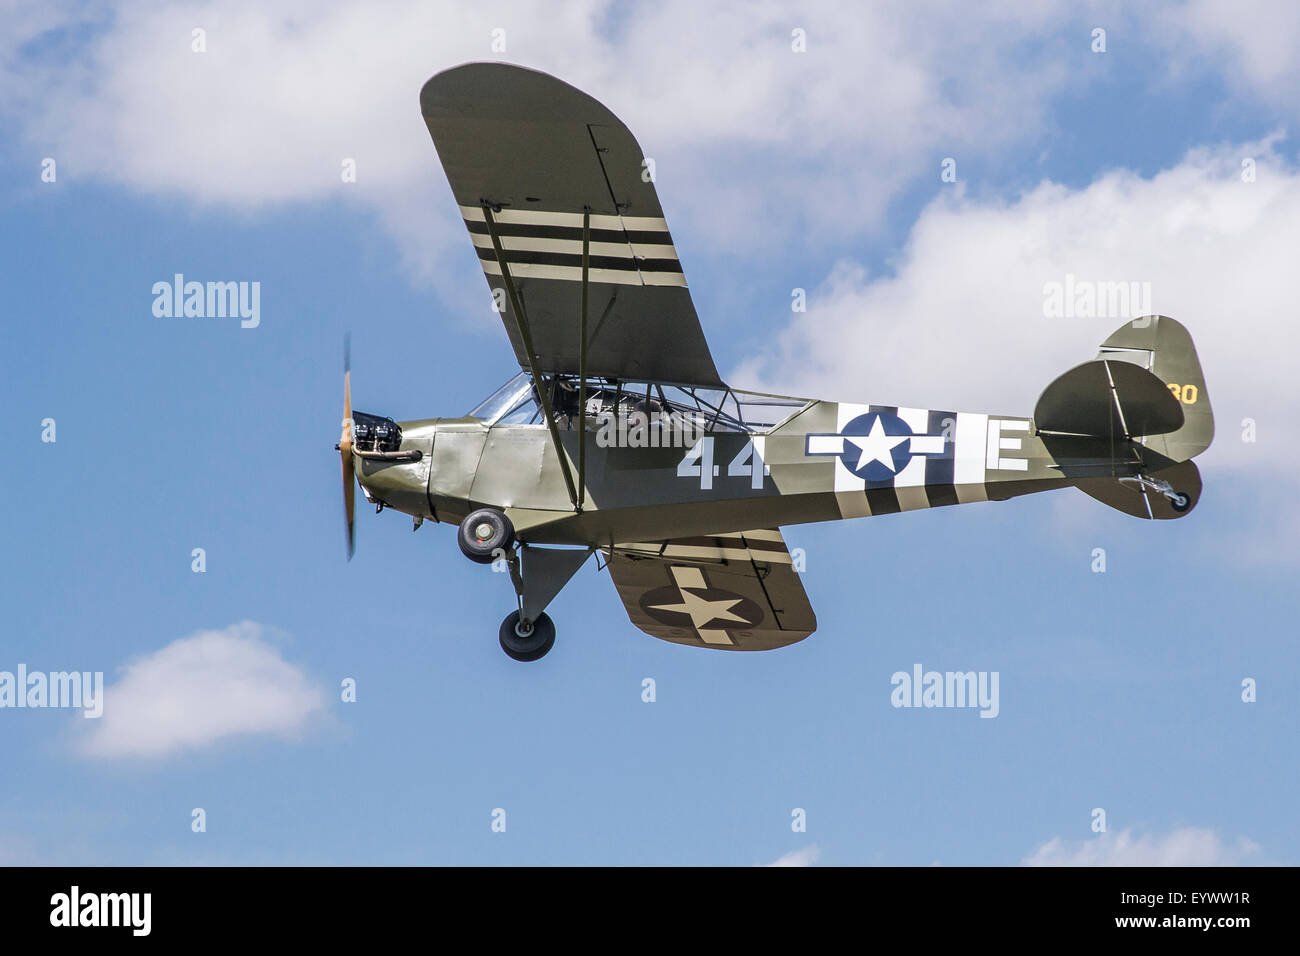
[473, 245, 684, 274]
[925, 408, 959, 507]
[464, 220, 672, 246]
[865, 488, 901, 516]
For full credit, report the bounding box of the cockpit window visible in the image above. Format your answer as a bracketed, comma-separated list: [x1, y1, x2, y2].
[497, 388, 544, 425]
[467, 372, 533, 423]
[469, 371, 810, 432]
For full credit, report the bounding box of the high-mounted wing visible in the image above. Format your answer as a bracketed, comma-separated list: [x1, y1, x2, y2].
[420, 62, 724, 387]
[605, 529, 816, 651]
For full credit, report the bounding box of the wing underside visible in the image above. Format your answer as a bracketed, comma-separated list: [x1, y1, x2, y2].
[604, 529, 816, 651]
[421, 62, 724, 387]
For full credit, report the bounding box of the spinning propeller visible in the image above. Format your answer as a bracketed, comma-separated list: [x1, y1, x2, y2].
[338, 334, 355, 560]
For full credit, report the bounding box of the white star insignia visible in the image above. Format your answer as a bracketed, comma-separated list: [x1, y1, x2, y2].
[650, 589, 749, 629]
[846, 416, 908, 473]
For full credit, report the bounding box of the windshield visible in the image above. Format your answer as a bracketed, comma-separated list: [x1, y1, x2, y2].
[467, 372, 531, 422]
[467, 371, 809, 431]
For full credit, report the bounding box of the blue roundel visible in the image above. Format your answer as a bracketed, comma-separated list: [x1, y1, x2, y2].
[839, 412, 913, 482]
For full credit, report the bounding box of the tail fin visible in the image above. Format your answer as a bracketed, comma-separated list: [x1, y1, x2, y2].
[1094, 314, 1213, 462]
[1034, 315, 1212, 519]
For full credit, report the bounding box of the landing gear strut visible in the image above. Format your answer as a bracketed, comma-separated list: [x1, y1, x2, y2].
[1118, 474, 1190, 512]
[466, 530, 592, 662]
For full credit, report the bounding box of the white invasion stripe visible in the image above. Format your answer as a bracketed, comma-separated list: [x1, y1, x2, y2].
[481, 260, 651, 286]
[618, 214, 671, 233]
[673, 546, 790, 564]
[617, 544, 791, 564]
[670, 565, 707, 590]
[460, 205, 670, 232]
[835, 490, 871, 519]
[627, 239, 679, 259]
[953, 412, 988, 485]
[893, 407, 931, 490]
[469, 233, 678, 260]
[896, 407, 930, 430]
[697, 628, 735, 646]
[837, 402, 870, 430]
[955, 483, 988, 504]
[638, 272, 689, 287]
[833, 457, 863, 494]
[894, 486, 930, 512]
[740, 528, 784, 543]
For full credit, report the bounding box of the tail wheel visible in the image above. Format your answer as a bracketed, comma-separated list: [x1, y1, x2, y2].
[1170, 492, 1191, 513]
[499, 610, 555, 662]
[458, 509, 515, 564]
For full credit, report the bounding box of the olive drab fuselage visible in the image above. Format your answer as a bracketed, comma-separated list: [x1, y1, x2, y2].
[357, 394, 1106, 547]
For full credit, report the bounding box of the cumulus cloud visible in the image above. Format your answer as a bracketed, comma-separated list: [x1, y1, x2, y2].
[4, 1, 1296, 285]
[1146, 0, 1300, 102]
[79, 621, 327, 759]
[1023, 827, 1264, 866]
[6, 0, 1297, 325]
[764, 845, 820, 866]
[0, 0, 1084, 284]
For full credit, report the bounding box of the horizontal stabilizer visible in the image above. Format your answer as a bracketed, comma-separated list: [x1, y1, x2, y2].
[1034, 359, 1183, 439]
[1074, 460, 1201, 520]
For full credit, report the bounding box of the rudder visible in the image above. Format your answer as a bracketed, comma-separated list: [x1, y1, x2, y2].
[1095, 315, 1213, 463]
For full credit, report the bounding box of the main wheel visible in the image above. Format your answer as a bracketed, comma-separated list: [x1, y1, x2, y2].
[458, 508, 515, 564]
[1170, 492, 1191, 513]
[499, 610, 555, 662]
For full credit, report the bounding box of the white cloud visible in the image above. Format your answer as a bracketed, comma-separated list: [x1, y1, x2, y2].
[736, 136, 1300, 477]
[1023, 827, 1263, 866]
[1148, 0, 1300, 99]
[79, 621, 327, 759]
[0, 0, 1081, 284]
[764, 845, 820, 866]
[4, 1, 1297, 294]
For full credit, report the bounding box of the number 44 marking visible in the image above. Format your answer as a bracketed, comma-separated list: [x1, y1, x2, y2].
[677, 437, 768, 490]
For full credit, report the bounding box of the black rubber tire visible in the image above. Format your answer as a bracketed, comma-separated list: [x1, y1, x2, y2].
[458, 509, 515, 564]
[499, 610, 556, 662]
[1170, 492, 1191, 513]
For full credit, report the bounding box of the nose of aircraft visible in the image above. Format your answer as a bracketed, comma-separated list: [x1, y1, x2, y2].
[334, 334, 436, 558]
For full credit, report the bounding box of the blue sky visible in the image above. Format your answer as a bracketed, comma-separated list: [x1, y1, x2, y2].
[2, 1, 1297, 866]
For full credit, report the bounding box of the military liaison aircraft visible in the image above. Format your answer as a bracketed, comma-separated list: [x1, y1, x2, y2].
[335, 63, 1214, 661]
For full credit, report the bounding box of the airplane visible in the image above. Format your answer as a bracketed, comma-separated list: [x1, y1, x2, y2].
[335, 62, 1214, 662]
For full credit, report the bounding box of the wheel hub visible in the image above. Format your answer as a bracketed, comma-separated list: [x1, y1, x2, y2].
[474, 522, 494, 541]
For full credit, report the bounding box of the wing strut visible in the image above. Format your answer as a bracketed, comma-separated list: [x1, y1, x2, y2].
[482, 204, 581, 512]
[577, 209, 590, 510]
